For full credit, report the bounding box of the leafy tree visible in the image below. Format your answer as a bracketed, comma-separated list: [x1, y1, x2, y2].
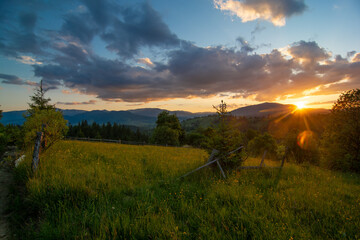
[321, 89, 360, 172]
[247, 132, 278, 159]
[152, 111, 184, 145]
[23, 109, 68, 149]
[24, 82, 67, 149]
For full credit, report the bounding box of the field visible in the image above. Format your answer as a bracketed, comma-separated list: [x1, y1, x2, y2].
[12, 141, 360, 239]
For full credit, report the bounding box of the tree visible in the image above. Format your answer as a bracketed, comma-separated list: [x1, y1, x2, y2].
[23, 82, 67, 149]
[27, 80, 55, 116]
[321, 89, 360, 172]
[247, 132, 278, 159]
[152, 111, 184, 145]
[210, 100, 245, 169]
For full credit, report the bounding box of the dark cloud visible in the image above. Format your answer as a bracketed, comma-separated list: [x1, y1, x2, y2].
[61, 13, 98, 44]
[34, 39, 360, 103]
[237, 37, 255, 53]
[289, 41, 330, 65]
[101, 3, 180, 57]
[215, 0, 307, 26]
[0, 73, 37, 86]
[19, 12, 37, 31]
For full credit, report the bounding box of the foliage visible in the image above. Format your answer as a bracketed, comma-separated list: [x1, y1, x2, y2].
[23, 109, 68, 149]
[210, 101, 245, 168]
[247, 132, 278, 159]
[321, 89, 360, 172]
[11, 141, 360, 239]
[67, 121, 148, 142]
[152, 126, 180, 145]
[152, 111, 184, 145]
[285, 129, 320, 165]
[0, 124, 7, 156]
[23, 82, 68, 150]
[27, 81, 54, 116]
[4, 124, 24, 149]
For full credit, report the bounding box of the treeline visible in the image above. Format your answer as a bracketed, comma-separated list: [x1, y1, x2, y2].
[67, 120, 149, 142]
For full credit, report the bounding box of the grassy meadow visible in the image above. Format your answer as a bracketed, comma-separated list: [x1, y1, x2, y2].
[12, 141, 360, 239]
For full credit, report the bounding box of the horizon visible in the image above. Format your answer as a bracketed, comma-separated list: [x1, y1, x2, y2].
[2, 101, 331, 114]
[0, 0, 359, 112]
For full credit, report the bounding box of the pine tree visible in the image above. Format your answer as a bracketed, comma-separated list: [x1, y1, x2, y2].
[27, 80, 55, 116]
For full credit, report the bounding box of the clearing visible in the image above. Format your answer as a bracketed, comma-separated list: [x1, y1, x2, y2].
[11, 140, 360, 239]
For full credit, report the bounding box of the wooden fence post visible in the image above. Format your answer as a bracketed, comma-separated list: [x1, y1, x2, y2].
[32, 131, 43, 172]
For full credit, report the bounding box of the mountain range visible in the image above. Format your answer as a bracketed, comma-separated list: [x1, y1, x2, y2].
[0, 103, 329, 127]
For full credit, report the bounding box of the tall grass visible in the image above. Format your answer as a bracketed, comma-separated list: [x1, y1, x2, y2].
[12, 141, 360, 239]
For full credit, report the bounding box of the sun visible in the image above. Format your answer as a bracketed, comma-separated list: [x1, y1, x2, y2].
[295, 101, 307, 110]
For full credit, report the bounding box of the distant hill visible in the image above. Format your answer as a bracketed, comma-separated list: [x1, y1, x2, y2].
[0, 108, 212, 127]
[230, 102, 329, 117]
[129, 108, 212, 120]
[1, 104, 328, 128]
[182, 102, 329, 133]
[230, 102, 295, 117]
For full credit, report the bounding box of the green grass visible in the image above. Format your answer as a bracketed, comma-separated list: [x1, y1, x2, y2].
[13, 141, 360, 239]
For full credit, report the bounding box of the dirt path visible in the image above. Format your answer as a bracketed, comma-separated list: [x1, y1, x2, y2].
[0, 165, 12, 240]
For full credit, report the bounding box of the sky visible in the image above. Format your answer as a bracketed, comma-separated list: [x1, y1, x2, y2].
[0, 0, 359, 112]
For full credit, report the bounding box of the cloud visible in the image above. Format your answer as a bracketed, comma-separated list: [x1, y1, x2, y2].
[288, 40, 330, 65]
[0, 73, 37, 86]
[56, 100, 97, 105]
[101, 3, 181, 57]
[19, 12, 37, 31]
[32, 38, 360, 103]
[214, 0, 307, 26]
[0, 1, 358, 105]
[137, 58, 154, 67]
[16, 56, 42, 65]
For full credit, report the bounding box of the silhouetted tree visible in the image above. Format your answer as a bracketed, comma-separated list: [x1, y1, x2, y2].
[152, 111, 183, 145]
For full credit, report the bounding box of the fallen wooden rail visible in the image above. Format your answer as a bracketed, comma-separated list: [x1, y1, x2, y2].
[178, 146, 244, 179]
[179, 147, 287, 179]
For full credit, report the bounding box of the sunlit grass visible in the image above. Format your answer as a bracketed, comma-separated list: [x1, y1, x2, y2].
[13, 141, 360, 239]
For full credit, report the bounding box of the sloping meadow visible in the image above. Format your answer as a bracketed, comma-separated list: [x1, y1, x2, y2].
[13, 141, 360, 239]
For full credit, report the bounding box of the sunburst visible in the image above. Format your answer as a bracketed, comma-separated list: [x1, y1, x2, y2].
[295, 101, 307, 110]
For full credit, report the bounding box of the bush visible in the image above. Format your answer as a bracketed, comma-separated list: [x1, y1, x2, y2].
[152, 126, 180, 146]
[247, 132, 277, 159]
[285, 129, 320, 165]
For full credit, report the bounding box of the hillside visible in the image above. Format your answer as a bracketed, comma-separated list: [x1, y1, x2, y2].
[0, 108, 212, 127]
[12, 141, 360, 239]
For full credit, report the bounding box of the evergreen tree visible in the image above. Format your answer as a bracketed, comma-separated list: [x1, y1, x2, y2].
[23, 81, 67, 149]
[27, 81, 55, 116]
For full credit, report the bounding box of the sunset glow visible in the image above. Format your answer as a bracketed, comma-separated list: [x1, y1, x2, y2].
[0, 1, 359, 112]
[295, 101, 307, 110]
